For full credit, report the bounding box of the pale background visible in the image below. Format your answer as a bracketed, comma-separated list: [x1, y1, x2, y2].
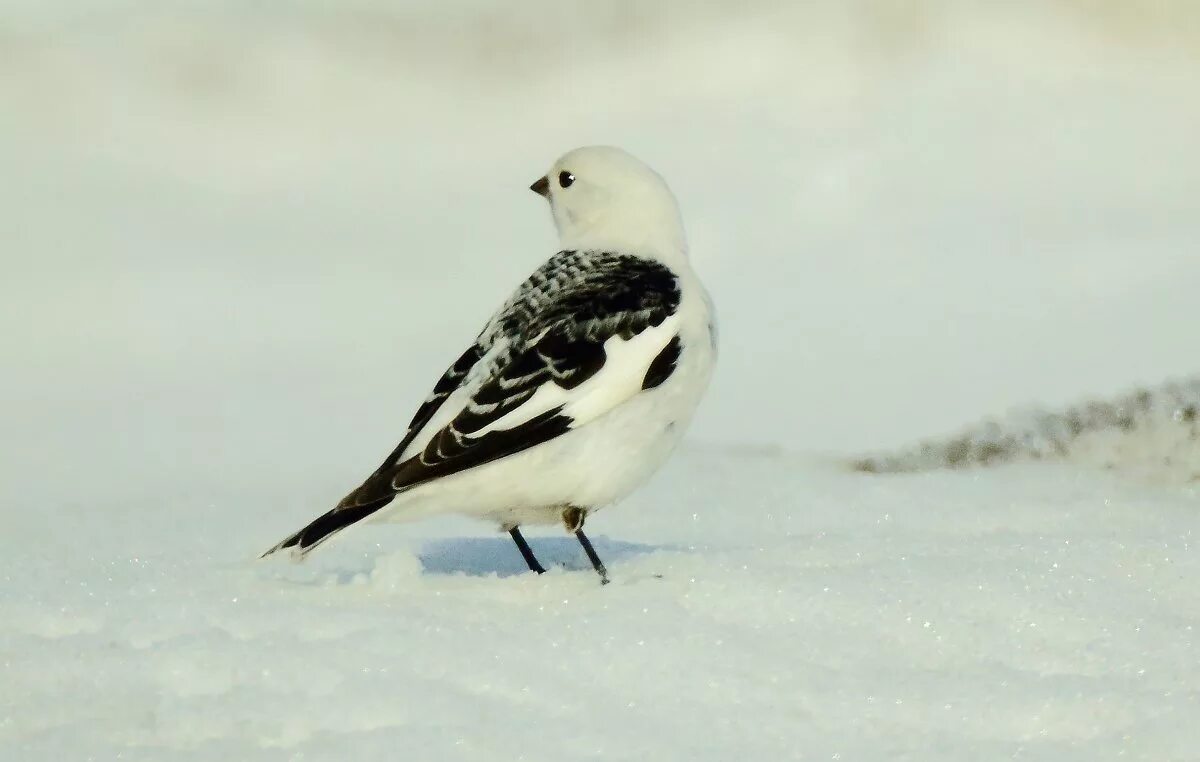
[5, 1, 1199, 507]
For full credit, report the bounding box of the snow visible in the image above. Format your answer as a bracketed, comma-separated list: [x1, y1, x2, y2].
[5, 455, 1199, 760]
[856, 376, 1200, 484]
[3, 2, 1200, 759]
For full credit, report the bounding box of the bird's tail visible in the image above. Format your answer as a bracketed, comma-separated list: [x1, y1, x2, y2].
[260, 495, 396, 560]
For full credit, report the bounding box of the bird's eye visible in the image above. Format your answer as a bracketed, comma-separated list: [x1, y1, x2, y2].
[558, 171, 575, 188]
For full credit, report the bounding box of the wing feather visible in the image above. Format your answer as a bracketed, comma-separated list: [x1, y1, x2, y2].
[370, 342, 485, 472]
[295, 250, 682, 531]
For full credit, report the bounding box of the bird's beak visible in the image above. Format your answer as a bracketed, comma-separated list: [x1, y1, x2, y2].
[529, 175, 550, 198]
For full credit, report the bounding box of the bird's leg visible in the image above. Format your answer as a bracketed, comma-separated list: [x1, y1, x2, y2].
[575, 530, 609, 585]
[507, 526, 545, 574]
[562, 506, 609, 585]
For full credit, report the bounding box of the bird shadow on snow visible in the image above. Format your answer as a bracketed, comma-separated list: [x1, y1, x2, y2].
[261, 536, 672, 588]
[418, 536, 664, 578]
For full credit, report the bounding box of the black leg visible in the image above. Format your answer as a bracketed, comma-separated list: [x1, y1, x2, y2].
[508, 526, 545, 574]
[574, 529, 609, 585]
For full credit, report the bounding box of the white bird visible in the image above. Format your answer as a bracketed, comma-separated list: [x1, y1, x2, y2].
[262, 146, 717, 582]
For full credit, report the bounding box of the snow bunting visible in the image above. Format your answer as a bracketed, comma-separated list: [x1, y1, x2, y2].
[263, 146, 717, 582]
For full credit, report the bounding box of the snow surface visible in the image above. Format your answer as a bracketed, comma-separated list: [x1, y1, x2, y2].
[4, 453, 1200, 760]
[2, 2, 1200, 759]
[856, 376, 1200, 485]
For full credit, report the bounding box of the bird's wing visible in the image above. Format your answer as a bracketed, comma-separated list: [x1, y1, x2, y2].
[346, 249, 683, 504]
[259, 341, 488, 558]
[368, 342, 486, 474]
[262, 250, 684, 557]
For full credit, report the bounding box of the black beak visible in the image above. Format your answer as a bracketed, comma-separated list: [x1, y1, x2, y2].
[529, 175, 550, 198]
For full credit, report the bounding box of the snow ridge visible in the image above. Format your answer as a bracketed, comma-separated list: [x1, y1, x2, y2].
[853, 375, 1200, 483]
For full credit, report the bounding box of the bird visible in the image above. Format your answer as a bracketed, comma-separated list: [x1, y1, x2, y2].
[262, 146, 717, 583]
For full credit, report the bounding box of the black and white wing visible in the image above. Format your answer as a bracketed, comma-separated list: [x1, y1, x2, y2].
[263, 250, 683, 556]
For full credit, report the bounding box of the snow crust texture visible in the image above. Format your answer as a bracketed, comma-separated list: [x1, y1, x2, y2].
[3, 453, 1199, 761]
[855, 377, 1200, 484]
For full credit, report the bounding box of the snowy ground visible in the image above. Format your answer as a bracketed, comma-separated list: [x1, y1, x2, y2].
[857, 375, 1200, 485]
[5, 452, 1199, 760]
[3, 2, 1200, 760]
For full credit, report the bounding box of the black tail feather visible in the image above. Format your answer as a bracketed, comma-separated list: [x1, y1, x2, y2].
[261, 495, 396, 559]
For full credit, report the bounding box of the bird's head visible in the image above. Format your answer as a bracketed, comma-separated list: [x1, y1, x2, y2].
[530, 146, 686, 256]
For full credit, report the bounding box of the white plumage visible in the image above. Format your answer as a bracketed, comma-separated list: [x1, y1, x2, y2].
[264, 146, 717, 578]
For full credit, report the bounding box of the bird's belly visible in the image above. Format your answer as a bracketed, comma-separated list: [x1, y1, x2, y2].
[379, 338, 713, 527]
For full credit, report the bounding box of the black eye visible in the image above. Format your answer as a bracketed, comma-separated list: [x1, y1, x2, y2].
[558, 171, 575, 188]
